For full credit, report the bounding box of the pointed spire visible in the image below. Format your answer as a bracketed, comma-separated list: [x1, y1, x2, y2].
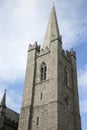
[0, 89, 6, 107]
[53, 0, 55, 7]
[43, 4, 60, 49]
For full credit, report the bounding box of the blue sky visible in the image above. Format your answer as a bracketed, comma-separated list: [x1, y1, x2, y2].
[0, 0, 87, 129]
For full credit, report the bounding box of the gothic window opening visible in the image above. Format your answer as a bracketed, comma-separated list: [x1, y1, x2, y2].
[65, 97, 69, 106]
[40, 93, 43, 100]
[40, 62, 47, 81]
[36, 117, 40, 126]
[64, 66, 68, 86]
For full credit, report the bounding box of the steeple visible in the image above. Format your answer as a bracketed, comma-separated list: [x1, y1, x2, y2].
[43, 4, 60, 49]
[0, 89, 6, 107]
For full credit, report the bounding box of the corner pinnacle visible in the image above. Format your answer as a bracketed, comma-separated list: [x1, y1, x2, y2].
[0, 89, 6, 107]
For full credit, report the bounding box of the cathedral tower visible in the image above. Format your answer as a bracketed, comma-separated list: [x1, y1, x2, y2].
[18, 5, 82, 130]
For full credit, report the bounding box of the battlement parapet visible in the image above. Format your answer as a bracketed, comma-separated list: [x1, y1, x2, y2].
[70, 48, 76, 58]
[37, 46, 50, 57]
[62, 49, 71, 62]
[28, 41, 40, 52]
[62, 48, 76, 61]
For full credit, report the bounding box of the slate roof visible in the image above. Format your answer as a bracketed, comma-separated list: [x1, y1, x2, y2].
[5, 107, 19, 123]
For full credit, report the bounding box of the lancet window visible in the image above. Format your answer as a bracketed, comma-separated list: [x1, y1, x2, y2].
[40, 62, 47, 81]
[64, 66, 68, 86]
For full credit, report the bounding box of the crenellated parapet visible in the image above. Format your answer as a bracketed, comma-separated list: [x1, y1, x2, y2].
[28, 41, 40, 52]
[62, 48, 76, 63]
[37, 46, 50, 57]
[28, 41, 50, 57]
[69, 48, 76, 59]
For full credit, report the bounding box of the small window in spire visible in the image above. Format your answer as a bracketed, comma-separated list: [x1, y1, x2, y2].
[40, 62, 47, 81]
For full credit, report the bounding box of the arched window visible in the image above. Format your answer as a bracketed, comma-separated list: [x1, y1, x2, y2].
[40, 62, 47, 81]
[64, 66, 67, 86]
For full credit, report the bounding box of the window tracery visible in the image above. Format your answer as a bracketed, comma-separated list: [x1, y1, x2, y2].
[40, 62, 47, 81]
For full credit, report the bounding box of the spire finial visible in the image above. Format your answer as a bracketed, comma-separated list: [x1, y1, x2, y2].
[0, 89, 6, 107]
[5, 89, 7, 93]
[53, 0, 55, 7]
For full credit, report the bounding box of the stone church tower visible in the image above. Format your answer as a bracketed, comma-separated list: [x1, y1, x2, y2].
[18, 5, 82, 130]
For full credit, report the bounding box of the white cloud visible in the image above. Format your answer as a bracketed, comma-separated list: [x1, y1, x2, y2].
[0, 41, 27, 82]
[57, 0, 87, 49]
[0, 0, 87, 83]
[78, 65, 87, 88]
[0, 83, 8, 99]
[0, 1, 87, 121]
